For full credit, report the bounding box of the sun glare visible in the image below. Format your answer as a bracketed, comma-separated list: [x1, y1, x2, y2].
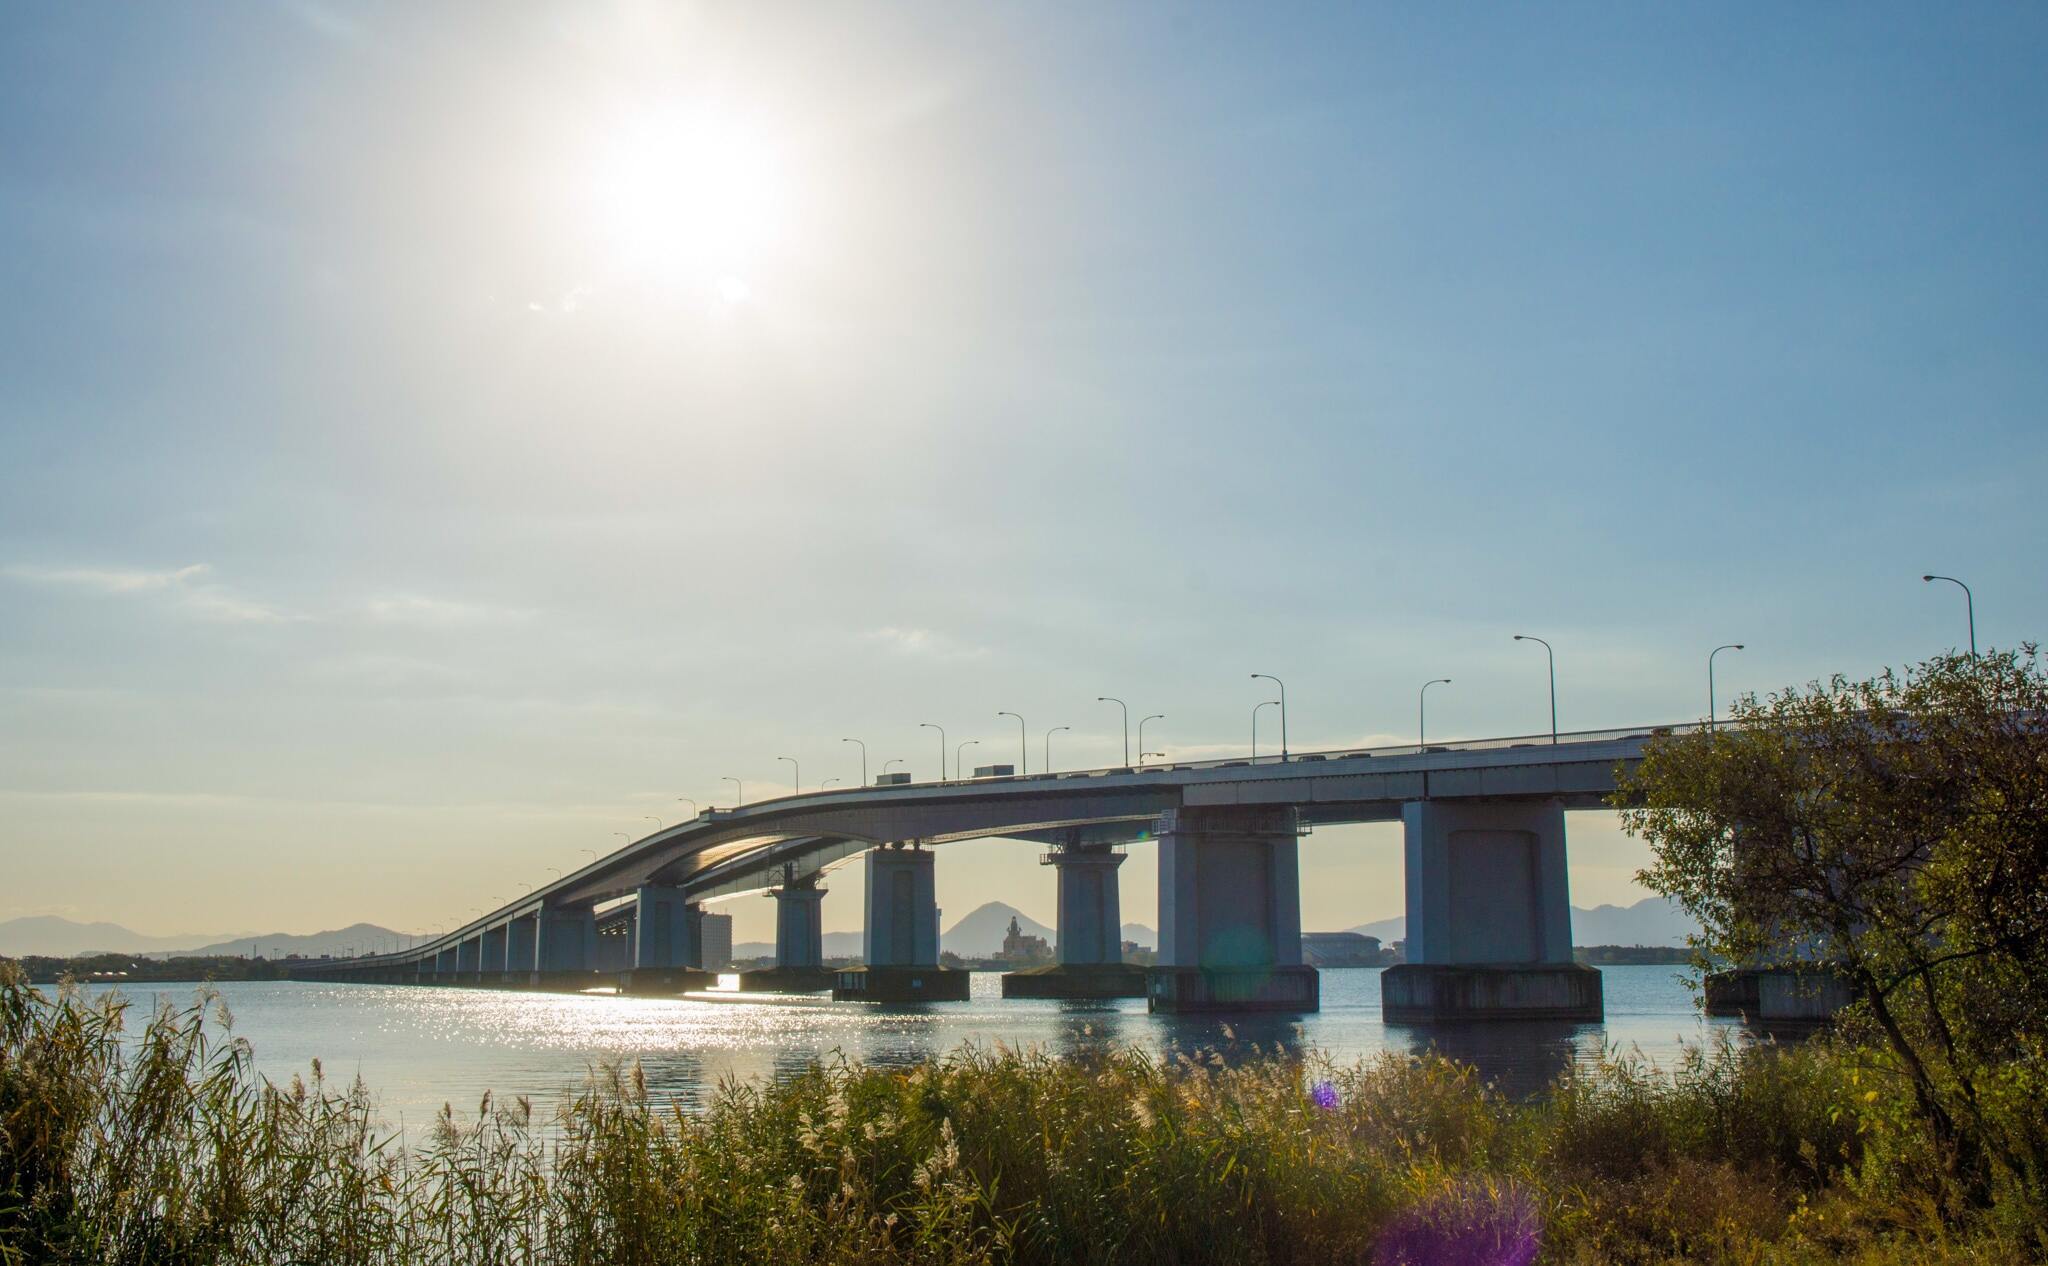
[587, 103, 795, 298]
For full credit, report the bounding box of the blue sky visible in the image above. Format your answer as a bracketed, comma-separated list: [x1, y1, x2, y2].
[2, 3, 2043, 945]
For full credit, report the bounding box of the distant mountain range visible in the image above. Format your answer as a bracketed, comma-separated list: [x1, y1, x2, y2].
[0, 916, 413, 961]
[1343, 896, 1697, 948]
[7, 894, 1693, 965]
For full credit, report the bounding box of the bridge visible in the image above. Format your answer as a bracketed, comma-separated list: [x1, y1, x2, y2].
[297, 723, 1697, 1018]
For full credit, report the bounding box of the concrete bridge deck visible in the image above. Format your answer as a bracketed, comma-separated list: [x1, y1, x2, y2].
[300, 722, 1689, 1009]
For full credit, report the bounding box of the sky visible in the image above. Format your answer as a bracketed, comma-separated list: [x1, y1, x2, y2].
[2, 3, 2043, 948]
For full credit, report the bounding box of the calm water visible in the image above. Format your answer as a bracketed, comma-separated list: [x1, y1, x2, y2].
[88, 967, 1748, 1127]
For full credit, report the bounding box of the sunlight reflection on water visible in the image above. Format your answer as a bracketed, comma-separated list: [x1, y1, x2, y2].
[90, 966, 1757, 1127]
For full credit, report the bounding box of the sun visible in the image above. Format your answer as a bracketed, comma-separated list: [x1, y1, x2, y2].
[587, 102, 795, 298]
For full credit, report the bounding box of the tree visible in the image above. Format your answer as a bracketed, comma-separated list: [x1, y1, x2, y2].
[1614, 649, 2048, 1210]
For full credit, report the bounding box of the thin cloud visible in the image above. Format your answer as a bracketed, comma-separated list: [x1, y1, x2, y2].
[365, 595, 533, 628]
[4, 561, 296, 623]
[3, 562, 209, 593]
[865, 626, 990, 660]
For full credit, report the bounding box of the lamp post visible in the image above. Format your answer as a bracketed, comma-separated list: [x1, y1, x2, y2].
[580, 849, 597, 862]
[997, 711, 1027, 774]
[957, 739, 980, 777]
[1419, 678, 1451, 750]
[1044, 725, 1070, 773]
[1511, 636, 1557, 744]
[1922, 575, 1976, 656]
[920, 723, 947, 778]
[612, 832, 630, 846]
[841, 738, 867, 786]
[722, 776, 743, 806]
[883, 757, 905, 776]
[644, 816, 662, 833]
[676, 797, 698, 818]
[1252, 699, 1279, 758]
[1096, 697, 1129, 765]
[1250, 674, 1288, 759]
[1707, 644, 1744, 730]
[778, 756, 800, 795]
[1138, 715, 1163, 767]
[820, 778, 841, 789]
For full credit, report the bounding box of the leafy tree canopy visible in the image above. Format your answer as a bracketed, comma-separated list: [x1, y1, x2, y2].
[1615, 648, 2048, 1211]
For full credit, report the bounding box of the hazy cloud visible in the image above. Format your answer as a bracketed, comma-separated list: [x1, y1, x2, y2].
[865, 626, 990, 660]
[365, 595, 534, 628]
[4, 561, 295, 623]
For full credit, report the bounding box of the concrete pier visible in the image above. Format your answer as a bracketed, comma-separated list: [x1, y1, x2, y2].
[738, 877, 833, 992]
[1706, 967, 1851, 1024]
[1381, 798, 1602, 1021]
[620, 885, 715, 993]
[535, 905, 599, 990]
[1147, 806, 1319, 1013]
[834, 845, 968, 1002]
[1003, 842, 1144, 999]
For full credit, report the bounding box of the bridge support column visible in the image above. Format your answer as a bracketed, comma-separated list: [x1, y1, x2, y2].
[738, 878, 832, 992]
[535, 906, 598, 989]
[1004, 844, 1146, 998]
[622, 885, 714, 994]
[482, 923, 510, 986]
[1147, 806, 1320, 1013]
[1382, 798, 1603, 1021]
[457, 934, 482, 982]
[834, 845, 969, 1002]
[506, 913, 538, 985]
[433, 945, 458, 980]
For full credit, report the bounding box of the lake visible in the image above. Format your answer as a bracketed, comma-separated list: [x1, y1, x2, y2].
[86, 966, 1755, 1129]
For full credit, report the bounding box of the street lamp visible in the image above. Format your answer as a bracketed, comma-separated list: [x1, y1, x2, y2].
[778, 756, 800, 794]
[1511, 636, 1557, 744]
[1252, 699, 1280, 758]
[957, 739, 980, 777]
[1044, 725, 1070, 773]
[1250, 674, 1288, 759]
[644, 816, 663, 832]
[1707, 645, 1744, 730]
[884, 757, 905, 774]
[997, 711, 1027, 774]
[580, 849, 597, 862]
[722, 776, 743, 806]
[841, 738, 868, 786]
[1096, 697, 1129, 765]
[920, 723, 947, 779]
[1141, 751, 1166, 766]
[1922, 575, 1976, 656]
[1138, 715, 1164, 767]
[820, 777, 841, 789]
[613, 832, 630, 848]
[1419, 678, 1451, 750]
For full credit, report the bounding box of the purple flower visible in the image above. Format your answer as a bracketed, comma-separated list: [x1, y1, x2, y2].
[1375, 1182, 1541, 1266]
[1309, 1080, 1340, 1110]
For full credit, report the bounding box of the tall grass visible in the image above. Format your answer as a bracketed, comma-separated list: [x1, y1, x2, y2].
[1, 967, 2040, 1264]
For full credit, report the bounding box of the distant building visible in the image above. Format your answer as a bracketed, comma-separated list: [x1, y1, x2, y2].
[1300, 931, 1385, 967]
[1000, 915, 1051, 964]
[701, 912, 733, 972]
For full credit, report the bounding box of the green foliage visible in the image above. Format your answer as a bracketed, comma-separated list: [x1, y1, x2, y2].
[2, 968, 2043, 1264]
[1616, 649, 2048, 1216]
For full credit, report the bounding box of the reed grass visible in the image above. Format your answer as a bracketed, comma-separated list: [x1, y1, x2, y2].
[1, 967, 2039, 1264]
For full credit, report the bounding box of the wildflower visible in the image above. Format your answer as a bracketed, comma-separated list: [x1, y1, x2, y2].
[1309, 1080, 1340, 1111]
